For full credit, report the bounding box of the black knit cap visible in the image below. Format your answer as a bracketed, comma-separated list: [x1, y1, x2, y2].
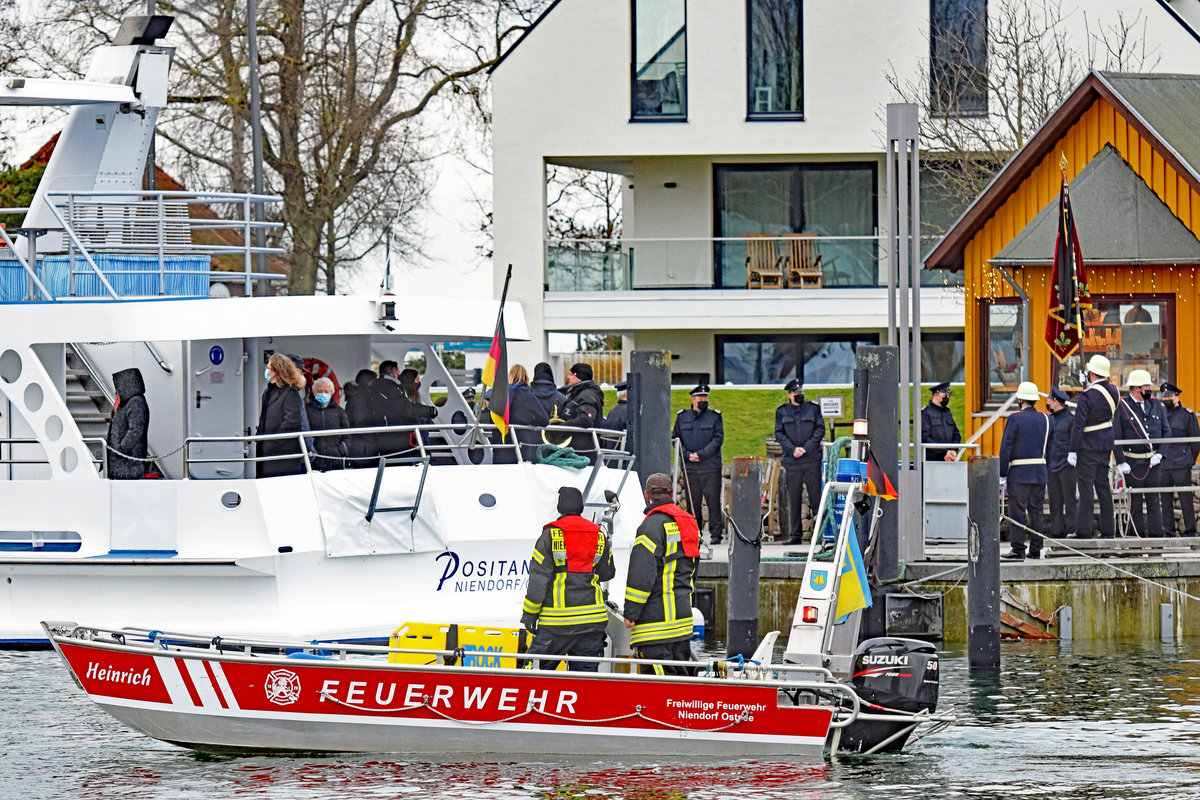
[557, 486, 584, 516]
[571, 363, 593, 381]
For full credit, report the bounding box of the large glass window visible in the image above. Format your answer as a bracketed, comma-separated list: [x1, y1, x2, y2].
[717, 334, 879, 385]
[922, 332, 966, 384]
[714, 163, 877, 288]
[632, 0, 687, 120]
[930, 0, 987, 115]
[746, 0, 803, 118]
[1052, 297, 1174, 395]
[981, 299, 1023, 404]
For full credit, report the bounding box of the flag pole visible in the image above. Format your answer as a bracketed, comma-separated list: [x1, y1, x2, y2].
[470, 264, 513, 447]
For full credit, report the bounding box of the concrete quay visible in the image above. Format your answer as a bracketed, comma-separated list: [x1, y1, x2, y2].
[695, 538, 1200, 644]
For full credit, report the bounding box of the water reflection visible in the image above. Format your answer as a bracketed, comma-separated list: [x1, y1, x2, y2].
[4, 640, 1200, 799]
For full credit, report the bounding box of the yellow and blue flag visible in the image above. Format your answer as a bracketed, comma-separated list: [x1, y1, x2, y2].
[835, 532, 872, 619]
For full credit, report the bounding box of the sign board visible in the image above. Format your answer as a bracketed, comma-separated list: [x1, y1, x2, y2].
[819, 395, 843, 419]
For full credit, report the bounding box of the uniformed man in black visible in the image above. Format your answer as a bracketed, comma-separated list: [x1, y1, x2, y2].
[999, 382, 1050, 560]
[1046, 386, 1077, 540]
[774, 378, 823, 545]
[603, 382, 629, 431]
[1068, 354, 1119, 539]
[1159, 382, 1200, 536]
[672, 384, 724, 545]
[921, 382, 960, 461]
[1114, 369, 1167, 537]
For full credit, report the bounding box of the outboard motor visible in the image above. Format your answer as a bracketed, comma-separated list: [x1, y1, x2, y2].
[838, 637, 939, 754]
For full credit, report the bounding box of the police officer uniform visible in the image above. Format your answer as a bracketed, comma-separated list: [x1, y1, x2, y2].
[623, 473, 700, 676]
[1114, 369, 1168, 537]
[1159, 382, 1200, 536]
[672, 384, 724, 545]
[521, 487, 616, 671]
[921, 382, 961, 461]
[1069, 355, 1120, 539]
[774, 378, 824, 545]
[1046, 386, 1077, 540]
[999, 382, 1050, 560]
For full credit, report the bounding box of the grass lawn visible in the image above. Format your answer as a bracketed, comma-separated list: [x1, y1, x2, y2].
[602, 386, 968, 465]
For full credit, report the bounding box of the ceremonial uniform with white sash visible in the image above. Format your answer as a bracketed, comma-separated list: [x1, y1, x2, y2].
[1000, 406, 1051, 557]
[1070, 379, 1119, 538]
[1114, 393, 1168, 536]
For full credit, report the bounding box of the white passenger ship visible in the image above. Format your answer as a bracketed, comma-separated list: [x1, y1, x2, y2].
[0, 15, 641, 646]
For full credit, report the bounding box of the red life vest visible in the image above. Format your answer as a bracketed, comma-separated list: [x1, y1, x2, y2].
[645, 502, 700, 558]
[543, 515, 603, 572]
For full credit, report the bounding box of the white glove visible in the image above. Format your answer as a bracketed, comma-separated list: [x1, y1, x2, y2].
[1067, 452, 1077, 467]
[1118, 462, 1132, 475]
[999, 477, 1007, 491]
[1150, 453, 1163, 467]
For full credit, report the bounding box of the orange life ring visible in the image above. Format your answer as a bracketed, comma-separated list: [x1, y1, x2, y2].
[303, 358, 342, 405]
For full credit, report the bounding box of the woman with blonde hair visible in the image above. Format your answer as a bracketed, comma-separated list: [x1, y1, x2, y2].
[506, 362, 548, 461]
[256, 353, 307, 477]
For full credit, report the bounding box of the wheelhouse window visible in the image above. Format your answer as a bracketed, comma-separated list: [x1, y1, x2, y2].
[981, 298, 1022, 404]
[746, 0, 803, 118]
[930, 0, 987, 115]
[632, 0, 687, 120]
[1052, 297, 1174, 395]
[717, 334, 879, 385]
[713, 163, 877, 288]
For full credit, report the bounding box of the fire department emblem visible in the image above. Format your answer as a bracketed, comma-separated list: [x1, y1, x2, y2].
[809, 570, 827, 590]
[264, 669, 302, 705]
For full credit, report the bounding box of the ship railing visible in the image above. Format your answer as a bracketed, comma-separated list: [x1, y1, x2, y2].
[1, 191, 285, 300]
[0, 436, 106, 474]
[183, 422, 634, 481]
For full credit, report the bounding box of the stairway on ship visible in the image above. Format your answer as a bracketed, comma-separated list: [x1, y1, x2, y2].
[64, 344, 113, 470]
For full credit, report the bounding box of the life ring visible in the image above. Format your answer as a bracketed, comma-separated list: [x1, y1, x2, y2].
[303, 358, 341, 404]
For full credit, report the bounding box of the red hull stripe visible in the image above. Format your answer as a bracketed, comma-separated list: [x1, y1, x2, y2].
[174, 657, 203, 707]
[203, 660, 229, 709]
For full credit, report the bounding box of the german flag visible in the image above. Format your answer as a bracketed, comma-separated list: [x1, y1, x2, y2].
[482, 314, 510, 438]
[864, 448, 898, 501]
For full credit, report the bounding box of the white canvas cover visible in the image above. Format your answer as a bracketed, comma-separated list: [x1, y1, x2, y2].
[311, 467, 448, 557]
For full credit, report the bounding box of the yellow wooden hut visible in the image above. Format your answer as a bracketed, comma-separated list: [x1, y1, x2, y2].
[925, 71, 1200, 455]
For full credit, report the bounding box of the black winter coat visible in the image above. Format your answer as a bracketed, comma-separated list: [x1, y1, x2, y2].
[774, 400, 823, 466]
[921, 401, 961, 461]
[531, 378, 568, 420]
[1047, 407, 1074, 473]
[106, 367, 149, 479]
[507, 382, 549, 460]
[305, 400, 349, 471]
[604, 400, 629, 431]
[1162, 403, 1200, 469]
[673, 407, 724, 473]
[559, 379, 605, 456]
[344, 380, 377, 467]
[256, 383, 306, 477]
[374, 377, 437, 458]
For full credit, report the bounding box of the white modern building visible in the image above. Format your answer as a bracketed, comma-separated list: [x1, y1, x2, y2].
[490, 0, 1200, 386]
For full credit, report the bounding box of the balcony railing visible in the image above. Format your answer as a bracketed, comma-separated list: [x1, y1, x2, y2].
[545, 235, 962, 293]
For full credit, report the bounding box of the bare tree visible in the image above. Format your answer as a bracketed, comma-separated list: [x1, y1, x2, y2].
[546, 165, 623, 242]
[889, 0, 1160, 232]
[30, 0, 545, 294]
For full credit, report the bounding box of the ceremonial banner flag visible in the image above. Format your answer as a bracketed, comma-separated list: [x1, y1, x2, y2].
[1045, 171, 1091, 361]
[835, 532, 872, 619]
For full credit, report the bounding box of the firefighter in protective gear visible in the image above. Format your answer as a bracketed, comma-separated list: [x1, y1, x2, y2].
[623, 473, 700, 675]
[521, 486, 615, 671]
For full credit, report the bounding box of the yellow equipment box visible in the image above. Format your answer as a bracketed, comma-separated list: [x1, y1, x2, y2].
[389, 622, 564, 669]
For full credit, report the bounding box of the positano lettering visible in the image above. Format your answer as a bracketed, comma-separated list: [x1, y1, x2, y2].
[435, 551, 531, 593]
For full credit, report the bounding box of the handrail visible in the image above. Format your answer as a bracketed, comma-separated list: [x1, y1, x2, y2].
[0, 216, 54, 300]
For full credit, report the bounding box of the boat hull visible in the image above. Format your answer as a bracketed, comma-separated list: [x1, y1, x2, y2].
[52, 637, 836, 759]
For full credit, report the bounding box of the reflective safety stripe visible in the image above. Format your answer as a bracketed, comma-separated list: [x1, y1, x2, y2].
[1010, 458, 1045, 466]
[624, 585, 650, 603]
[531, 549, 545, 564]
[633, 535, 658, 553]
[662, 558, 678, 622]
[630, 617, 693, 645]
[552, 572, 566, 609]
[522, 598, 543, 615]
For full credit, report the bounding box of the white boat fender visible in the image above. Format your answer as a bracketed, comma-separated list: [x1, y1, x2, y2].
[691, 606, 705, 640]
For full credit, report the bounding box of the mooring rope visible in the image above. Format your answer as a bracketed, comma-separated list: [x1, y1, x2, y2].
[1001, 513, 1200, 603]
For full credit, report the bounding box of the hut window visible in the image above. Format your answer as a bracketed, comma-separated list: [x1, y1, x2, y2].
[982, 299, 1022, 404]
[1053, 297, 1174, 393]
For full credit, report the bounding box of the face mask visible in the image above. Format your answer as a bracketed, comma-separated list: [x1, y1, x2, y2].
[938, 396, 950, 408]
[1164, 399, 1176, 409]
[790, 394, 804, 405]
[264, 368, 272, 382]
[1144, 390, 1155, 400]
[696, 401, 709, 412]
[315, 393, 332, 406]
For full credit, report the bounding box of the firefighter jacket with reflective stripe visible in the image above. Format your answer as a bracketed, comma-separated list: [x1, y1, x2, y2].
[521, 515, 615, 633]
[623, 501, 700, 646]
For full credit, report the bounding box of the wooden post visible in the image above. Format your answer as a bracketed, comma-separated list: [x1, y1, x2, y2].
[967, 455, 1001, 671]
[726, 457, 762, 659]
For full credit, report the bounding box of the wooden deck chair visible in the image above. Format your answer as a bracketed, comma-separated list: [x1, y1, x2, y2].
[761, 458, 782, 538]
[744, 234, 784, 289]
[783, 233, 823, 289]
